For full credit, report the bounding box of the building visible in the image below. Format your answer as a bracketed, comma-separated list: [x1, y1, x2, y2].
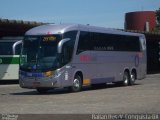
[125, 11, 156, 32]
[125, 11, 160, 73]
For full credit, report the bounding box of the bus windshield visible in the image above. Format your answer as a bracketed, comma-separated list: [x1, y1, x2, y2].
[20, 35, 62, 71]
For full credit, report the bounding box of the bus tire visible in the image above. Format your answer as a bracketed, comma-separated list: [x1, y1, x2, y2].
[129, 71, 136, 85]
[36, 88, 49, 94]
[69, 75, 82, 92]
[122, 71, 130, 86]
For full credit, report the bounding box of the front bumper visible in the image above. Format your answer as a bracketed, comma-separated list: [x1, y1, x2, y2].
[19, 71, 62, 89]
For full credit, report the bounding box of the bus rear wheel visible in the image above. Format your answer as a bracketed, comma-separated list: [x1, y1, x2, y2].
[129, 71, 136, 85]
[122, 71, 130, 86]
[69, 75, 82, 92]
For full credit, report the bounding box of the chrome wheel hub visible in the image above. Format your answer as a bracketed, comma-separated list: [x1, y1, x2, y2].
[73, 78, 80, 89]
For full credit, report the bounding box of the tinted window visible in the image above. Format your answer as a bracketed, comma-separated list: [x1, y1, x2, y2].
[0, 42, 14, 55]
[62, 31, 77, 64]
[77, 31, 140, 54]
[77, 31, 90, 54]
[91, 32, 115, 51]
[63, 31, 77, 40]
[115, 35, 140, 51]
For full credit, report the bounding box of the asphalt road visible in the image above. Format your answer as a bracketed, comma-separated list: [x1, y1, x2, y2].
[0, 74, 160, 115]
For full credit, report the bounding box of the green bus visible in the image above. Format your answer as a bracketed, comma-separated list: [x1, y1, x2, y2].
[0, 36, 22, 80]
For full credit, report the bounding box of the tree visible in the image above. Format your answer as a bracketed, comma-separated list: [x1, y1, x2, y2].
[156, 8, 160, 25]
[154, 8, 160, 32]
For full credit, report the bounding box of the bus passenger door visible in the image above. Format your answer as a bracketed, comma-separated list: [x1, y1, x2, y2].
[60, 40, 74, 87]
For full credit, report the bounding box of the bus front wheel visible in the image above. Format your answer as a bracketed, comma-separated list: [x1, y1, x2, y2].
[69, 75, 82, 92]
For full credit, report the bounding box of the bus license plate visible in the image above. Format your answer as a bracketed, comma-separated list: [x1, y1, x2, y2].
[32, 81, 41, 87]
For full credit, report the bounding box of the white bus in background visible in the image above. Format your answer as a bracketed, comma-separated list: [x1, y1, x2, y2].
[0, 37, 22, 80]
[19, 24, 147, 93]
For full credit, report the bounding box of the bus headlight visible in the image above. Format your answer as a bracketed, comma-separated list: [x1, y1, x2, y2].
[43, 71, 54, 77]
[54, 70, 63, 78]
[43, 70, 63, 78]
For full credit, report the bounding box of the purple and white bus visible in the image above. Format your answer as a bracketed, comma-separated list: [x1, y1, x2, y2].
[19, 24, 147, 93]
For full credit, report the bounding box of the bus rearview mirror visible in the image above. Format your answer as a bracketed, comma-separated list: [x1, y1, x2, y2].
[58, 38, 71, 53]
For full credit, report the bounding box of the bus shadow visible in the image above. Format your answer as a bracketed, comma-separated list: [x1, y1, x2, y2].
[84, 83, 141, 91]
[10, 88, 73, 95]
[10, 83, 142, 95]
[10, 91, 38, 95]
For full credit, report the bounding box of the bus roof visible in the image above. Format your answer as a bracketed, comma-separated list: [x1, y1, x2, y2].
[25, 24, 144, 37]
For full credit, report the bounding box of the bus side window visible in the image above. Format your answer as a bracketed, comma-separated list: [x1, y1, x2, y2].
[62, 31, 77, 64]
[77, 31, 90, 54]
[61, 41, 73, 64]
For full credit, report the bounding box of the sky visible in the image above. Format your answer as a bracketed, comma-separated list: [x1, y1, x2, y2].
[0, 0, 159, 29]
